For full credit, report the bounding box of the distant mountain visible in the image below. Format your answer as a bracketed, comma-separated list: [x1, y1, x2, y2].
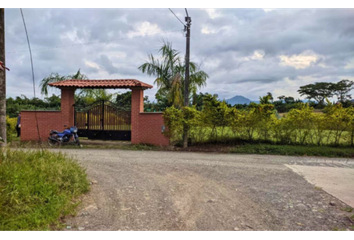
[225, 95, 253, 105]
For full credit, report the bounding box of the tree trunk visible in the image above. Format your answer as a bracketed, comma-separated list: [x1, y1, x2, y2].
[183, 124, 188, 148]
[0, 8, 6, 146]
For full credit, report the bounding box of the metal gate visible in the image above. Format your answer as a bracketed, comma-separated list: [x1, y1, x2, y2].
[74, 100, 131, 141]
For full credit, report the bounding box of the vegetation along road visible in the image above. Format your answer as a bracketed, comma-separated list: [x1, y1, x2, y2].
[50, 149, 354, 231]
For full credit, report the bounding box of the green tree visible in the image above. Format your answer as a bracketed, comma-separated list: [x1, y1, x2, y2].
[298, 82, 334, 107]
[115, 91, 132, 109]
[40, 69, 87, 96]
[266, 92, 273, 102]
[332, 79, 354, 103]
[138, 42, 208, 108]
[44, 94, 61, 108]
[323, 102, 352, 146]
[259, 94, 272, 104]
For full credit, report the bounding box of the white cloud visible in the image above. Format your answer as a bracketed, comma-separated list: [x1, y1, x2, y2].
[84, 60, 100, 70]
[279, 51, 323, 69]
[244, 50, 265, 61]
[201, 25, 232, 35]
[201, 26, 216, 34]
[4, 8, 354, 101]
[263, 9, 276, 13]
[205, 9, 221, 19]
[127, 21, 162, 38]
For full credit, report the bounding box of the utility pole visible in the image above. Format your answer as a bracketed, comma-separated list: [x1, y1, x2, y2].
[0, 8, 6, 146]
[184, 14, 191, 107]
[183, 10, 191, 148]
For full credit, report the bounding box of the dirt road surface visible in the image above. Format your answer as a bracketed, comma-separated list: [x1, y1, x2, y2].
[49, 149, 354, 231]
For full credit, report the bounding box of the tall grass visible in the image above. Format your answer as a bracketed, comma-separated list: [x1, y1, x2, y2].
[0, 149, 89, 230]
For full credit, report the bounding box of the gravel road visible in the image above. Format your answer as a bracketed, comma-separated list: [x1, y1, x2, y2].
[51, 149, 354, 231]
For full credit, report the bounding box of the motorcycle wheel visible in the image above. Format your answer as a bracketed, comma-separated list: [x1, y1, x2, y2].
[48, 139, 60, 147]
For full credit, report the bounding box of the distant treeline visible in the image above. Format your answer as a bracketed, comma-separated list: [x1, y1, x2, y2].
[6, 95, 61, 117]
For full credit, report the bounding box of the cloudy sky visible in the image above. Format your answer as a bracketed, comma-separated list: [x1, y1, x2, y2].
[4, 8, 354, 101]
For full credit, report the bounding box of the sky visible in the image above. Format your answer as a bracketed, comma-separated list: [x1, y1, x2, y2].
[4, 8, 354, 101]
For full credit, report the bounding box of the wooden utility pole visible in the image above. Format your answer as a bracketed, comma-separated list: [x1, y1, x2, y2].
[183, 11, 191, 148]
[0, 8, 6, 146]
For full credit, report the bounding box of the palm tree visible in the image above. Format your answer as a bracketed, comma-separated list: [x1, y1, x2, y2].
[40, 69, 87, 96]
[77, 88, 117, 102]
[259, 95, 272, 104]
[138, 42, 208, 108]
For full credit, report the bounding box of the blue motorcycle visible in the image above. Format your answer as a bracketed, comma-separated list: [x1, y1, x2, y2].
[48, 125, 80, 146]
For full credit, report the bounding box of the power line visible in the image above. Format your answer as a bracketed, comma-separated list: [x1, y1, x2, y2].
[168, 8, 186, 27]
[6, 29, 181, 54]
[20, 8, 42, 144]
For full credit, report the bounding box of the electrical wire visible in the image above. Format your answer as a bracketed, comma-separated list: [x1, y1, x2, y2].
[6, 29, 181, 54]
[20, 8, 42, 145]
[168, 8, 185, 27]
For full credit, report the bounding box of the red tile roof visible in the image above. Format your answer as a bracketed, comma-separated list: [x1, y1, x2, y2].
[48, 79, 153, 89]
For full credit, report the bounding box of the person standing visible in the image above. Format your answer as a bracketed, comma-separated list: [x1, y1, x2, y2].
[16, 112, 21, 137]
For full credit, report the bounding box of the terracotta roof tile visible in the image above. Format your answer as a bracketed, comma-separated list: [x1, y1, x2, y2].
[48, 79, 153, 89]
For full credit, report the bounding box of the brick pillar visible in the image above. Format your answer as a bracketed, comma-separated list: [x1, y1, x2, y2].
[131, 88, 144, 144]
[61, 87, 76, 127]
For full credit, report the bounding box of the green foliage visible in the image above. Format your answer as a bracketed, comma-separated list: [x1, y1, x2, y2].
[230, 144, 354, 158]
[6, 95, 61, 117]
[144, 95, 167, 112]
[298, 82, 335, 107]
[163, 93, 354, 147]
[163, 106, 183, 143]
[75, 89, 117, 107]
[332, 79, 354, 103]
[6, 116, 17, 143]
[279, 104, 315, 145]
[138, 41, 208, 108]
[272, 95, 303, 113]
[259, 93, 273, 104]
[0, 149, 89, 230]
[297, 79, 354, 108]
[115, 91, 132, 110]
[40, 69, 87, 96]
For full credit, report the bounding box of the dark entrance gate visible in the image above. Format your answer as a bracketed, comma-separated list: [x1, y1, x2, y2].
[74, 100, 131, 141]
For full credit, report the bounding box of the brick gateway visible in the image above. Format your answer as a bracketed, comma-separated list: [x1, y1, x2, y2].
[20, 79, 169, 146]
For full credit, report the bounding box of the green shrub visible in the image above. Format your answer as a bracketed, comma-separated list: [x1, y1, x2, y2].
[163, 95, 354, 147]
[0, 149, 89, 230]
[6, 116, 17, 142]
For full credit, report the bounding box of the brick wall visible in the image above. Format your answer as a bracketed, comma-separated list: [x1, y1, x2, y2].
[21, 87, 170, 146]
[21, 111, 63, 141]
[61, 87, 75, 127]
[21, 87, 75, 142]
[136, 113, 170, 146]
[131, 88, 169, 146]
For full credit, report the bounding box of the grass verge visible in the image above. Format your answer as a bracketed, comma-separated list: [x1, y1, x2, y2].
[8, 139, 354, 158]
[0, 148, 90, 230]
[230, 144, 354, 158]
